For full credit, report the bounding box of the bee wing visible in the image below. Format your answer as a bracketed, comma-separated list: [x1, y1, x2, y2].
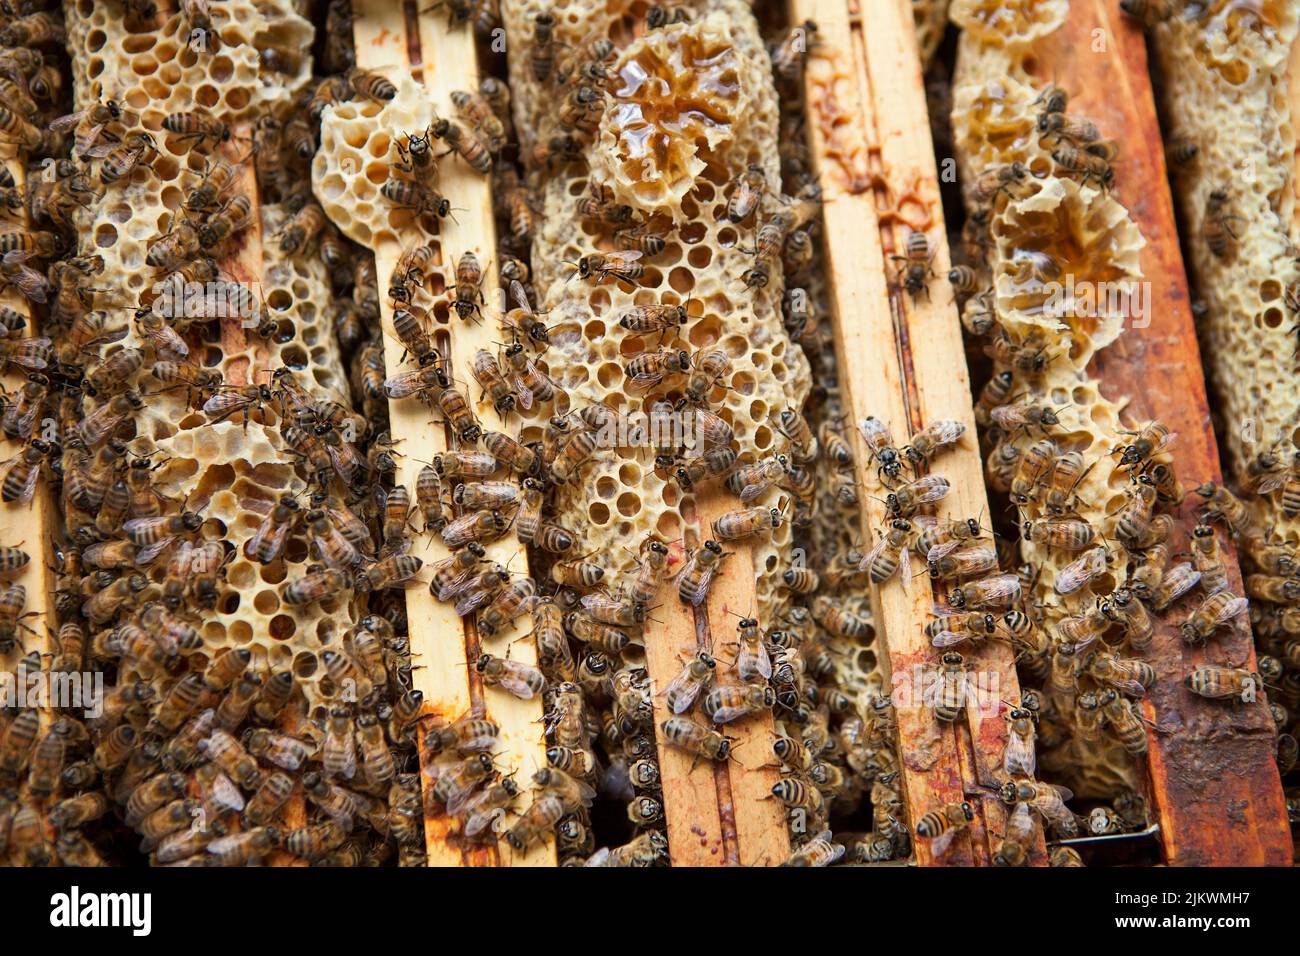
[857, 416, 890, 449]
[435, 567, 479, 602]
[739, 478, 773, 504]
[244, 514, 290, 563]
[1211, 596, 1249, 625]
[49, 110, 87, 133]
[707, 702, 750, 724]
[584, 847, 613, 867]
[913, 480, 951, 506]
[464, 806, 508, 838]
[628, 370, 665, 393]
[441, 511, 484, 547]
[205, 770, 246, 813]
[858, 533, 891, 572]
[579, 593, 621, 617]
[202, 389, 248, 417]
[664, 670, 705, 714]
[606, 250, 643, 265]
[980, 574, 1022, 605]
[383, 369, 426, 399]
[931, 630, 971, 649]
[928, 825, 960, 859]
[689, 564, 716, 607]
[1053, 554, 1098, 595]
[508, 279, 534, 313]
[134, 537, 176, 566]
[12, 460, 39, 504]
[454, 585, 496, 618]
[445, 778, 484, 816]
[1158, 563, 1201, 605]
[928, 419, 967, 446]
[900, 547, 912, 594]
[752, 641, 773, 680]
[1006, 801, 1035, 842]
[1108, 678, 1148, 698]
[497, 675, 539, 700]
[509, 370, 535, 410]
[1254, 472, 1288, 495]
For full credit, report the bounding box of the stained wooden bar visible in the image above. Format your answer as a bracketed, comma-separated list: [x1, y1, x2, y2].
[1025, 0, 1291, 866]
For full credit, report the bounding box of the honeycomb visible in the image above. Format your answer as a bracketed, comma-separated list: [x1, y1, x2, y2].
[0, 0, 435, 867]
[1145, 5, 1300, 532]
[500, 0, 810, 621]
[950, 4, 1158, 799]
[63, 1, 355, 718]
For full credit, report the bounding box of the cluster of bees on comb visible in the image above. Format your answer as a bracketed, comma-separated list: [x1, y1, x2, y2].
[1, 0, 1292, 870]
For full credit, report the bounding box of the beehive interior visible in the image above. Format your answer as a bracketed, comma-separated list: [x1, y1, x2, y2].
[0, 0, 1292, 867]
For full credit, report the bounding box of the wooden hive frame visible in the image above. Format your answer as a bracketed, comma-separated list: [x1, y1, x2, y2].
[350, 0, 554, 867]
[940, 0, 1292, 865]
[0, 147, 61, 863]
[1022, 0, 1291, 867]
[789, 0, 1044, 866]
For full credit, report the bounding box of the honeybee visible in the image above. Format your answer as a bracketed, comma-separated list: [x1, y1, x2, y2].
[200, 192, 254, 247]
[1101, 690, 1148, 755]
[1004, 706, 1037, 778]
[243, 495, 300, 564]
[929, 544, 999, 582]
[503, 341, 558, 407]
[1149, 561, 1202, 612]
[948, 573, 1021, 610]
[1103, 586, 1154, 651]
[663, 652, 715, 714]
[891, 231, 936, 301]
[618, 301, 689, 340]
[1054, 545, 1108, 595]
[997, 780, 1075, 836]
[568, 250, 644, 284]
[452, 88, 505, 152]
[282, 567, 350, 606]
[703, 683, 775, 725]
[1113, 474, 1158, 545]
[0, 250, 48, 303]
[429, 752, 496, 816]
[1187, 523, 1229, 596]
[1186, 666, 1261, 702]
[1202, 186, 1250, 258]
[971, 161, 1029, 206]
[676, 540, 725, 606]
[884, 475, 950, 518]
[915, 801, 974, 857]
[476, 654, 546, 700]
[1088, 651, 1155, 698]
[932, 652, 967, 722]
[859, 518, 913, 585]
[162, 109, 230, 151]
[672, 446, 737, 491]
[1181, 590, 1249, 646]
[727, 165, 765, 223]
[496, 278, 548, 346]
[348, 68, 397, 102]
[462, 778, 521, 839]
[1194, 482, 1254, 538]
[529, 13, 558, 83]
[684, 347, 731, 405]
[646, 4, 692, 28]
[431, 115, 492, 173]
[858, 415, 905, 485]
[810, 596, 872, 639]
[277, 201, 326, 256]
[549, 428, 599, 485]
[926, 611, 995, 649]
[904, 419, 965, 467]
